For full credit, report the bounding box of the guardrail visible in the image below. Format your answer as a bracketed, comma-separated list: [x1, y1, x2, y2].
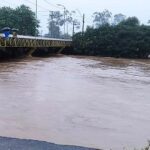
[0, 34, 72, 48]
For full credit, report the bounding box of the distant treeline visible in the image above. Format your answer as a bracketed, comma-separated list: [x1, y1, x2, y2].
[73, 16, 150, 59]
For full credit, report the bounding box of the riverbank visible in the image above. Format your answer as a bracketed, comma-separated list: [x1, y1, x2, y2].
[72, 17, 150, 59]
[0, 137, 99, 150]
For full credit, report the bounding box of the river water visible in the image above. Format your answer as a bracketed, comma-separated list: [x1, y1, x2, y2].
[0, 55, 150, 150]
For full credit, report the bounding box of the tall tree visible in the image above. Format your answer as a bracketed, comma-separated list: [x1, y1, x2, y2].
[93, 10, 112, 27]
[113, 13, 126, 25]
[14, 5, 39, 35]
[47, 11, 63, 38]
[66, 11, 80, 36]
[0, 7, 14, 28]
[72, 19, 80, 36]
[119, 17, 140, 26]
[0, 5, 39, 36]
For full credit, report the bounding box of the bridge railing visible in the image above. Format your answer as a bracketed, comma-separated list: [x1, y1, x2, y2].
[0, 34, 72, 48]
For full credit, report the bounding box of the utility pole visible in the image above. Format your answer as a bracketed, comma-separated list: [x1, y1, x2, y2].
[82, 14, 85, 36]
[72, 21, 75, 37]
[35, 0, 38, 36]
[63, 7, 66, 37]
[81, 14, 85, 53]
[36, 0, 37, 19]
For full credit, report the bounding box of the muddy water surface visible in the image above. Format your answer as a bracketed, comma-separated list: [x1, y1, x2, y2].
[0, 56, 150, 150]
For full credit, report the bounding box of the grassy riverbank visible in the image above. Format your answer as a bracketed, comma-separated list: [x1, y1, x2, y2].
[72, 17, 150, 59]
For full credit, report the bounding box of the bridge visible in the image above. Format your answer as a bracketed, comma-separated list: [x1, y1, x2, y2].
[0, 34, 72, 58]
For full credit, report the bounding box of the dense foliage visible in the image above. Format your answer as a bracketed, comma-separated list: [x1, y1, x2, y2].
[73, 17, 150, 58]
[0, 5, 39, 36]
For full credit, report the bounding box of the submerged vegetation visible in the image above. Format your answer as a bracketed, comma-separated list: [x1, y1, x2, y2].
[73, 11, 150, 59]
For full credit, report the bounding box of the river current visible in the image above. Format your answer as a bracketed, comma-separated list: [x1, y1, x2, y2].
[0, 55, 150, 150]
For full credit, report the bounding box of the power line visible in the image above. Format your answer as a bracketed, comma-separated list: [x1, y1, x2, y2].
[43, 0, 60, 9]
[23, 0, 50, 11]
[1, 0, 18, 7]
[38, 10, 49, 12]
[36, 0, 37, 19]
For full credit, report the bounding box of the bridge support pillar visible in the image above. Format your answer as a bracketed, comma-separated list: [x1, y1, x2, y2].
[27, 47, 37, 56]
[57, 46, 66, 54]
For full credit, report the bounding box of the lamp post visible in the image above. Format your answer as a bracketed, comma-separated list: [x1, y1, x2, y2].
[57, 4, 66, 38]
[35, 0, 38, 36]
[36, 0, 37, 19]
[82, 13, 85, 36]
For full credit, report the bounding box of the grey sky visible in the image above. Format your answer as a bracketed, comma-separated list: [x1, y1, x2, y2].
[1, 0, 150, 34]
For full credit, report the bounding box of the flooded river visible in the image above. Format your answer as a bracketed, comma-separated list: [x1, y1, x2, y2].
[0, 55, 150, 150]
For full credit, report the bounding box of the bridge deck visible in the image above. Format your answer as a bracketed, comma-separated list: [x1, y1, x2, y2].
[0, 34, 72, 48]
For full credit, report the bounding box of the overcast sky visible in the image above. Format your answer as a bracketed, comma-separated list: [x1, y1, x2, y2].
[1, 0, 150, 34]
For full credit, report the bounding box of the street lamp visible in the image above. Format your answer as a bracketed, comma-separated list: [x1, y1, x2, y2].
[35, 0, 38, 36]
[57, 4, 66, 38]
[36, 0, 37, 19]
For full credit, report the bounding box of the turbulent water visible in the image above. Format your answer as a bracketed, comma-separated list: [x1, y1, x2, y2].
[0, 55, 150, 150]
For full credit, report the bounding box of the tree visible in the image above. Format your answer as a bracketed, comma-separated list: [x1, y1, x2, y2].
[93, 10, 112, 27]
[147, 20, 150, 24]
[73, 16, 150, 59]
[113, 13, 126, 25]
[65, 10, 72, 35]
[14, 5, 39, 35]
[0, 7, 14, 28]
[47, 11, 63, 38]
[119, 17, 140, 27]
[72, 19, 80, 36]
[47, 10, 80, 38]
[0, 5, 39, 36]
[67, 11, 80, 36]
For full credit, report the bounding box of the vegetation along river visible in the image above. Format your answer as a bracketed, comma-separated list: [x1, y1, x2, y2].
[0, 55, 150, 150]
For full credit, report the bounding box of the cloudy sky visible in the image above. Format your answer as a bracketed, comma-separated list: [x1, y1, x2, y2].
[1, 0, 150, 34]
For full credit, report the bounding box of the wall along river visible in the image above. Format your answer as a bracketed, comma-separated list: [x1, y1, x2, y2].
[0, 55, 150, 150]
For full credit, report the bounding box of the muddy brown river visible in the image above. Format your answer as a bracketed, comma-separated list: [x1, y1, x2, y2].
[0, 55, 150, 150]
